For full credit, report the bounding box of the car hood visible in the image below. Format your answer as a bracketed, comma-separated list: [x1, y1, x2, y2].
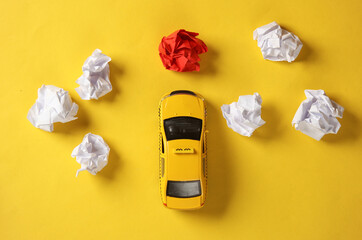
[161, 94, 204, 120]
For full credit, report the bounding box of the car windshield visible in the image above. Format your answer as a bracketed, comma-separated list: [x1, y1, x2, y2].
[164, 117, 202, 141]
[166, 180, 201, 198]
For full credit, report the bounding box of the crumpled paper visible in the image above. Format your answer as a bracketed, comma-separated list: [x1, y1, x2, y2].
[292, 90, 344, 140]
[221, 93, 266, 137]
[253, 21, 303, 62]
[71, 133, 110, 177]
[27, 85, 78, 132]
[76, 49, 112, 100]
[159, 29, 208, 72]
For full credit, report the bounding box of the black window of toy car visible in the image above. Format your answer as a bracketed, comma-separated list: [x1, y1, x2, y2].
[164, 117, 202, 141]
[202, 139, 205, 153]
[161, 138, 164, 153]
[166, 180, 201, 198]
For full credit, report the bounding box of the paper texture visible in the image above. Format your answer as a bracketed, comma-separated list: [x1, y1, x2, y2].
[71, 133, 110, 177]
[292, 90, 344, 140]
[159, 29, 208, 72]
[253, 21, 303, 62]
[221, 93, 266, 137]
[27, 85, 78, 132]
[76, 49, 112, 100]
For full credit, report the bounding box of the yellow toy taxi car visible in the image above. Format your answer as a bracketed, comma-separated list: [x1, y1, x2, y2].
[158, 90, 207, 210]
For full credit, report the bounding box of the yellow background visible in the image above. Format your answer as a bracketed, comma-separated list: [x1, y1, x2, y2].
[1, 0, 361, 239]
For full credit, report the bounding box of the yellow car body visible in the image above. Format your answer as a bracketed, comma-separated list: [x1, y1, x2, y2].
[158, 90, 207, 210]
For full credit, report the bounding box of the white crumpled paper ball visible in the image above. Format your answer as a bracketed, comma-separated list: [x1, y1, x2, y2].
[76, 49, 112, 100]
[71, 133, 110, 177]
[253, 21, 303, 62]
[292, 90, 344, 141]
[27, 85, 78, 132]
[221, 93, 266, 137]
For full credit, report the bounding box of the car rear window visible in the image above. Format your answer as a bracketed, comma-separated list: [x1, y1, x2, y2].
[166, 180, 201, 198]
[164, 117, 202, 141]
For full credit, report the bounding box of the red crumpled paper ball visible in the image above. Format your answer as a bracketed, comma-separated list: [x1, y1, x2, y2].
[159, 29, 208, 72]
